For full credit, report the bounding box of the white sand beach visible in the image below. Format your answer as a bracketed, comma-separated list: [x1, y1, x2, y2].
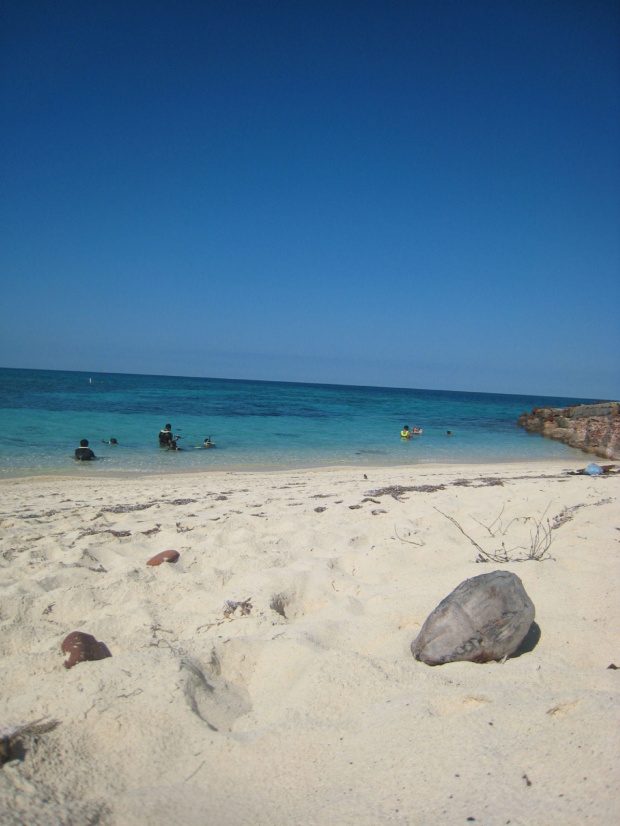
[1, 460, 618, 825]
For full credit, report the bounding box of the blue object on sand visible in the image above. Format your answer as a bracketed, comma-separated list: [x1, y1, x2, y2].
[585, 462, 602, 475]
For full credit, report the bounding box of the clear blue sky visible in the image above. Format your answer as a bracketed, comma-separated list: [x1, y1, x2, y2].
[1, 0, 618, 399]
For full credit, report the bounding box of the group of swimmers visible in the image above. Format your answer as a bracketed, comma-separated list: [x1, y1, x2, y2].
[73, 426, 215, 460]
[158, 424, 214, 451]
[400, 426, 453, 439]
[75, 423, 454, 460]
[401, 425, 423, 438]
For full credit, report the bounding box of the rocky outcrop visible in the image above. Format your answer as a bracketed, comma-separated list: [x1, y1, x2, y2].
[518, 402, 620, 460]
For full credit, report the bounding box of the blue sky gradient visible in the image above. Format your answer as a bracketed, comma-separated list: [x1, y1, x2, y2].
[1, 0, 619, 398]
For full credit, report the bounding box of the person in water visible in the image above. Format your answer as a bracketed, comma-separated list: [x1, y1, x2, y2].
[193, 436, 215, 449]
[159, 424, 178, 447]
[75, 439, 96, 460]
[101, 438, 118, 444]
[401, 425, 412, 439]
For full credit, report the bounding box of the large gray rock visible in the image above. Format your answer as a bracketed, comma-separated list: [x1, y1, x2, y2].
[567, 402, 620, 419]
[411, 570, 535, 665]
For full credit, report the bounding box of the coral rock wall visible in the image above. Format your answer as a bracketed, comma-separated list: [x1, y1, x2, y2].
[518, 402, 620, 460]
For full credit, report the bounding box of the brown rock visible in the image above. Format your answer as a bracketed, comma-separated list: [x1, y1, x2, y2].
[62, 632, 111, 669]
[147, 550, 180, 566]
[518, 403, 620, 460]
[411, 570, 535, 666]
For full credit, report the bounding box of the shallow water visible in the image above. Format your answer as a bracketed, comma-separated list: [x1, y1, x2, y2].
[0, 367, 595, 477]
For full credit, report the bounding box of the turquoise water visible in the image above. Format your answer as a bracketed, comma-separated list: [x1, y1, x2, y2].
[0, 367, 596, 477]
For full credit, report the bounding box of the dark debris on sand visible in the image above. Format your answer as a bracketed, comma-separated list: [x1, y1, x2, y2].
[368, 484, 445, 500]
[368, 477, 508, 501]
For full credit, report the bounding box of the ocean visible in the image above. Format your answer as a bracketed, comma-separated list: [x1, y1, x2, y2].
[0, 367, 597, 477]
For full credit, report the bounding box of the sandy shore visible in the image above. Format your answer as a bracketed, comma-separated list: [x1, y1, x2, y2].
[1, 460, 618, 825]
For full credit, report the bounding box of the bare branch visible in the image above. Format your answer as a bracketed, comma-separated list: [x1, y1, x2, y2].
[394, 525, 425, 546]
[434, 505, 555, 563]
[433, 507, 492, 560]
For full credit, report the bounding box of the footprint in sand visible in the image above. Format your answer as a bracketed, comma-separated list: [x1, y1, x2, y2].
[546, 699, 580, 718]
[430, 695, 491, 716]
[269, 587, 333, 619]
[181, 656, 252, 733]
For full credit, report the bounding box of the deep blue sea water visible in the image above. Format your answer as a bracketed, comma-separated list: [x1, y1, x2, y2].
[0, 367, 598, 477]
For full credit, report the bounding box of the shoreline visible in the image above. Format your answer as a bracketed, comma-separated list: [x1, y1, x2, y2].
[1, 460, 618, 824]
[0, 451, 594, 483]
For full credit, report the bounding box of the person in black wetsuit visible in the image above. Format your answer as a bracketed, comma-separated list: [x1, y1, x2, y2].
[159, 424, 179, 448]
[159, 424, 173, 446]
[75, 439, 96, 460]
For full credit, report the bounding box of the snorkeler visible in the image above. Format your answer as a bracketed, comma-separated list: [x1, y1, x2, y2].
[193, 436, 215, 449]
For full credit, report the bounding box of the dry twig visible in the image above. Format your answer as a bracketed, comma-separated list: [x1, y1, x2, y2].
[434, 505, 555, 563]
[394, 525, 425, 546]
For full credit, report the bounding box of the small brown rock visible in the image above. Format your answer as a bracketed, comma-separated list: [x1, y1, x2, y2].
[62, 632, 111, 669]
[147, 550, 180, 566]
